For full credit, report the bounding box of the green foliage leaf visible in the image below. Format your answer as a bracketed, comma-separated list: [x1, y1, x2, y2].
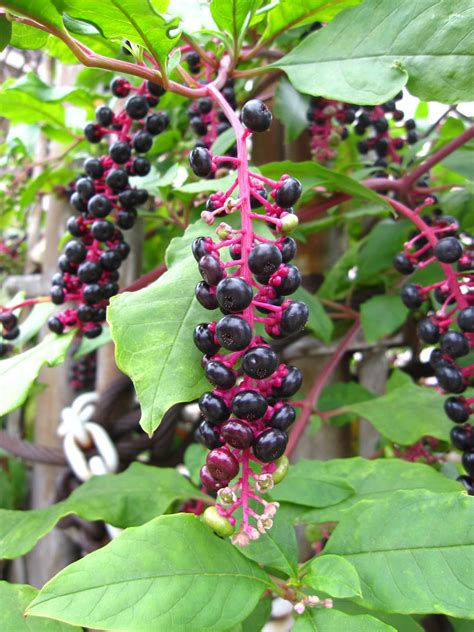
[324, 491, 474, 617]
[274, 79, 310, 143]
[108, 221, 212, 436]
[1, 1, 64, 31]
[293, 608, 395, 632]
[72, 324, 112, 358]
[347, 382, 453, 443]
[239, 504, 299, 578]
[0, 581, 80, 631]
[0, 463, 208, 559]
[293, 286, 333, 343]
[27, 514, 271, 631]
[210, 0, 260, 42]
[9, 21, 49, 48]
[318, 382, 375, 427]
[276, 457, 460, 523]
[0, 331, 75, 417]
[0, 15, 12, 50]
[210, 127, 236, 156]
[13, 302, 55, 347]
[302, 555, 362, 598]
[356, 220, 410, 284]
[360, 294, 409, 343]
[232, 595, 272, 631]
[273, 0, 474, 104]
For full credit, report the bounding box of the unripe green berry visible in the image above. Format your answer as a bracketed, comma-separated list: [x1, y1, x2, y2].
[280, 214, 299, 235]
[202, 506, 235, 537]
[272, 455, 289, 484]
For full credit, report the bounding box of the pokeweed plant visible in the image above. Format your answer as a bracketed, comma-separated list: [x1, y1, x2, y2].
[0, 1, 472, 631]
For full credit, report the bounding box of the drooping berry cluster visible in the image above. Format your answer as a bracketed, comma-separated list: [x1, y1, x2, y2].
[306, 97, 353, 161]
[69, 351, 97, 392]
[189, 98, 309, 543]
[394, 201, 474, 492]
[187, 80, 236, 151]
[47, 78, 169, 338]
[0, 309, 20, 356]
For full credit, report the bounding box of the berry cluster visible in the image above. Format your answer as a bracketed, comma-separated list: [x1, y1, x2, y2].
[47, 78, 169, 338]
[189, 98, 309, 543]
[0, 309, 20, 356]
[187, 80, 236, 151]
[69, 352, 97, 392]
[306, 97, 353, 161]
[394, 202, 474, 492]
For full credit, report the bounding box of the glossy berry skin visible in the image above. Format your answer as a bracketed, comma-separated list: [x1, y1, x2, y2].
[436, 365, 465, 394]
[242, 346, 278, 379]
[444, 397, 470, 423]
[221, 419, 254, 449]
[462, 451, 474, 477]
[393, 252, 415, 275]
[268, 404, 296, 431]
[64, 240, 86, 264]
[0, 312, 17, 330]
[280, 301, 309, 336]
[147, 80, 165, 97]
[275, 178, 302, 209]
[241, 99, 272, 133]
[84, 157, 104, 179]
[200, 465, 225, 491]
[248, 243, 282, 275]
[3, 326, 19, 340]
[84, 123, 102, 143]
[273, 366, 303, 398]
[105, 168, 128, 191]
[457, 475, 474, 495]
[451, 426, 474, 452]
[145, 112, 169, 135]
[100, 250, 122, 271]
[195, 281, 219, 310]
[205, 361, 237, 390]
[231, 389, 268, 421]
[206, 448, 239, 482]
[50, 286, 65, 305]
[215, 315, 252, 351]
[194, 323, 220, 355]
[280, 237, 297, 263]
[95, 105, 114, 126]
[125, 95, 149, 120]
[110, 141, 132, 164]
[88, 194, 112, 218]
[111, 77, 130, 97]
[133, 132, 153, 153]
[253, 428, 288, 463]
[458, 307, 474, 333]
[401, 284, 423, 309]
[78, 261, 101, 283]
[91, 220, 114, 241]
[434, 237, 463, 263]
[440, 331, 470, 358]
[197, 421, 223, 449]
[275, 264, 301, 296]
[192, 237, 212, 262]
[199, 391, 230, 424]
[47, 316, 64, 334]
[189, 147, 213, 177]
[76, 177, 96, 200]
[216, 277, 253, 313]
[417, 318, 440, 344]
[199, 255, 225, 286]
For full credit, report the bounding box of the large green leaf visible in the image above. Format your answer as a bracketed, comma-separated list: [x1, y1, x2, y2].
[0, 1, 65, 30]
[27, 514, 271, 631]
[0, 463, 208, 559]
[0, 331, 75, 417]
[0, 581, 80, 631]
[302, 555, 362, 598]
[360, 294, 409, 343]
[272, 0, 474, 104]
[233, 595, 272, 631]
[0, 15, 12, 50]
[108, 221, 211, 436]
[293, 608, 395, 632]
[274, 79, 310, 143]
[210, 0, 260, 42]
[347, 382, 453, 443]
[293, 286, 333, 343]
[324, 491, 474, 617]
[273, 457, 460, 523]
[356, 219, 410, 284]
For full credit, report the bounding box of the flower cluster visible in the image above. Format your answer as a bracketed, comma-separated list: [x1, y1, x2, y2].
[189, 98, 309, 543]
[394, 200, 474, 492]
[47, 78, 169, 338]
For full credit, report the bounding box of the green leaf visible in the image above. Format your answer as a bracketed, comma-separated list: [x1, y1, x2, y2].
[210, 0, 260, 42]
[293, 286, 333, 343]
[274, 79, 310, 143]
[27, 514, 271, 631]
[0, 581, 80, 631]
[0, 331, 75, 417]
[333, 600, 423, 632]
[233, 595, 272, 632]
[72, 324, 112, 358]
[280, 457, 460, 523]
[356, 219, 410, 284]
[318, 242, 359, 300]
[184, 442, 208, 487]
[449, 617, 474, 632]
[13, 302, 55, 347]
[324, 491, 474, 617]
[360, 294, 409, 343]
[259, 161, 389, 209]
[0, 463, 208, 559]
[9, 21, 49, 49]
[175, 174, 236, 195]
[239, 504, 299, 578]
[210, 127, 236, 156]
[347, 382, 453, 443]
[108, 221, 213, 436]
[272, 0, 474, 104]
[0, 1, 65, 31]
[293, 608, 395, 632]
[0, 15, 12, 51]
[56, 0, 180, 65]
[303, 555, 362, 598]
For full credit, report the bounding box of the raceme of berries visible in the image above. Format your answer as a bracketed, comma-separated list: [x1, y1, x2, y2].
[187, 80, 237, 153]
[69, 351, 97, 392]
[190, 98, 308, 544]
[0, 308, 20, 356]
[393, 199, 474, 492]
[306, 96, 354, 162]
[47, 78, 169, 339]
